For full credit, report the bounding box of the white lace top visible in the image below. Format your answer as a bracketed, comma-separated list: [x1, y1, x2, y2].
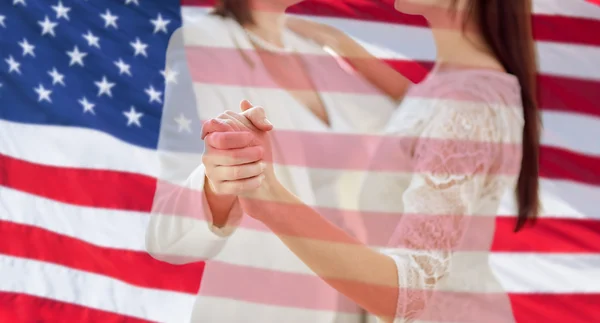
[358, 68, 524, 323]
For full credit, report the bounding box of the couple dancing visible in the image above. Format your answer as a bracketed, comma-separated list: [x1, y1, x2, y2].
[147, 0, 540, 322]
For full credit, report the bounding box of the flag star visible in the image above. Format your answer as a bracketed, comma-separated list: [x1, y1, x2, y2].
[130, 38, 148, 57]
[51, 1, 71, 20]
[161, 67, 179, 84]
[144, 85, 162, 103]
[13, 0, 26, 6]
[100, 9, 118, 29]
[5, 56, 21, 74]
[48, 68, 65, 86]
[38, 16, 58, 37]
[123, 106, 143, 127]
[66, 46, 88, 66]
[19, 39, 35, 57]
[114, 58, 132, 76]
[124, 0, 139, 5]
[79, 97, 95, 114]
[82, 30, 100, 48]
[95, 76, 115, 97]
[175, 113, 192, 133]
[0, 15, 6, 28]
[34, 84, 52, 103]
[150, 13, 171, 34]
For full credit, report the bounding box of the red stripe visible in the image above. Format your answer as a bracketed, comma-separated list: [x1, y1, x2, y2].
[0, 153, 155, 212]
[493, 217, 600, 253]
[386, 60, 600, 118]
[182, 0, 600, 46]
[0, 292, 154, 323]
[184, 47, 600, 117]
[199, 261, 516, 322]
[0, 221, 203, 294]
[510, 293, 600, 323]
[153, 179, 600, 253]
[1, 135, 600, 209]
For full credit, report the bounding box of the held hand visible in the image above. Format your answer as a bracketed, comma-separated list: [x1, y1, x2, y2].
[201, 101, 276, 197]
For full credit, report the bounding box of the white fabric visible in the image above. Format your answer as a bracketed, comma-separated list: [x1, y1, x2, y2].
[146, 14, 396, 323]
[360, 69, 523, 322]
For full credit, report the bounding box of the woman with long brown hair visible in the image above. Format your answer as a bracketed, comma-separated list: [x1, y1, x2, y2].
[201, 0, 541, 321]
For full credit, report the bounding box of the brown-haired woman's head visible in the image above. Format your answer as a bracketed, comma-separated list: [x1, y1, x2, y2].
[394, 0, 541, 232]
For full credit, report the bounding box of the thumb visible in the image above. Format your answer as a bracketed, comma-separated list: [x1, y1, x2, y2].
[242, 106, 273, 131]
[240, 99, 253, 112]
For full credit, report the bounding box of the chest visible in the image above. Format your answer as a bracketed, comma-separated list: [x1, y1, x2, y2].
[257, 51, 329, 126]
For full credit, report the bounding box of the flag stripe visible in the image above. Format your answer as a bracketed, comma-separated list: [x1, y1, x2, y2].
[509, 293, 600, 323]
[0, 150, 596, 215]
[183, 48, 600, 119]
[1, 256, 597, 323]
[3, 185, 599, 258]
[182, 0, 600, 46]
[0, 255, 195, 323]
[3, 111, 600, 178]
[0, 221, 202, 295]
[180, 12, 600, 81]
[0, 292, 154, 323]
[3, 218, 600, 295]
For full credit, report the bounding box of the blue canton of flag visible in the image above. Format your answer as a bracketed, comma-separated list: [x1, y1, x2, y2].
[0, 0, 183, 149]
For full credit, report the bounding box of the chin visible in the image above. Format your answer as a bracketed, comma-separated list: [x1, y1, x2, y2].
[394, 0, 450, 15]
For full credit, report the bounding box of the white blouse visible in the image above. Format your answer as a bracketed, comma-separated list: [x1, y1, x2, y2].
[359, 68, 524, 323]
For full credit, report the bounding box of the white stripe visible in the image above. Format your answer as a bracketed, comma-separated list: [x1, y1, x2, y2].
[192, 295, 360, 323]
[533, 0, 600, 20]
[0, 255, 195, 323]
[0, 118, 159, 177]
[182, 7, 600, 81]
[1, 186, 149, 252]
[542, 111, 600, 157]
[4, 112, 599, 183]
[490, 253, 600, 293]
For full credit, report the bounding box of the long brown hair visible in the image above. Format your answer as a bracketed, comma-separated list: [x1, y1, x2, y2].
[212, 0, 254, 25]
[457, 0, 541, 232]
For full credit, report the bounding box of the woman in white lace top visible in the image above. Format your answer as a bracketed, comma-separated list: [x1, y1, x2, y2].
[200, 0, 541, 321]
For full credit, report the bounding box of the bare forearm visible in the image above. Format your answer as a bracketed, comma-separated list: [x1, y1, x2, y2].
[332, 33, 411, 102]
[245, 181, 399, 320]
[204, 177, 238, 228]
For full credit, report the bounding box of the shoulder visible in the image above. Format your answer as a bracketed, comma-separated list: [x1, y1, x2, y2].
[406, 71, 523, 142]
[418, 70, 522, 108]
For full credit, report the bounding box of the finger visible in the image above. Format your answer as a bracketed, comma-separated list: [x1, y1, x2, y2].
[242, 106, 273, 131]
[213, 161, 265, 181]
[240, 100, 253, 112]
[205, 132, 255, 149]
[224, 110, 258, 131]
[218, 175, 265, 195]
[201, 118, 233, 139]
[204, 145, 264, 166]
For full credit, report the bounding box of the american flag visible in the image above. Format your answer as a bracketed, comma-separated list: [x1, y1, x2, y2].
[1, 0, 600, 322]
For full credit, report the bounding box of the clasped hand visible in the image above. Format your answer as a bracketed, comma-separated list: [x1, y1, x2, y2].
[201, 100, 277, 202]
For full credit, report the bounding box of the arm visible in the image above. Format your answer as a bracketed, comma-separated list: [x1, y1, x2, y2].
[241, 93, 507, 321]
[287, 17, 412, 102]
[145, 27, 243, 265]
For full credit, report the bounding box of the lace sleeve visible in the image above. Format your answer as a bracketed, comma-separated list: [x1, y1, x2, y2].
[385, 93, 514, 322]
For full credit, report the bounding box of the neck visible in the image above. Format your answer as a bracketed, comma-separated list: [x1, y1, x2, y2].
[427, 11, 500, 71]
[244, 8, 287, 47]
